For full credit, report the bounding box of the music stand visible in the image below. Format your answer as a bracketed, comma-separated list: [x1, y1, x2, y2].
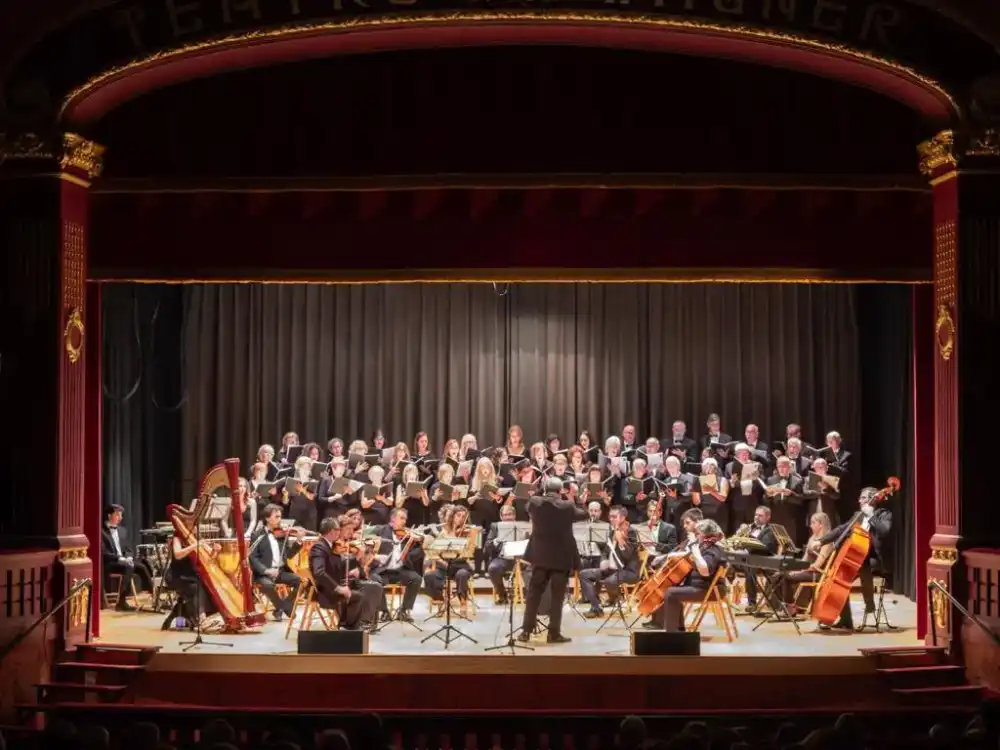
[421, 538, 477, 649]
[569, 522, 609, 621]
[180, 496, 233, 652]
[486, 523, 533, 653]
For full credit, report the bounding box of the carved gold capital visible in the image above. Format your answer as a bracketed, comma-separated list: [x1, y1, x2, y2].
[0, 131, 104, 181]
[930, 545, 958, 563]
[58, 546, 88, 561]
[918, 130, 956, 176]
[935, 304, 955, 361]
[60, 133, 105, 180]
[930, 578, 949, 631]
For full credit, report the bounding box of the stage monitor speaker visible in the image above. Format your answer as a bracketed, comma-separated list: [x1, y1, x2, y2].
[630, 630, 700, 656]
[297, 629, 369, 654]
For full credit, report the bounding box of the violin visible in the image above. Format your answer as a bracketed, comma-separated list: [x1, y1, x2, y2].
[614, 519, 632, 549]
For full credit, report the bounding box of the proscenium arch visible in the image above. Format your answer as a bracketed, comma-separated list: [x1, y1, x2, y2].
[59, 12, 959, 128]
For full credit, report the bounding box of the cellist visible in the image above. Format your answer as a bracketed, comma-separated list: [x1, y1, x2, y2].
[642, 518, 726, 632]
[815, 487, 892, 631]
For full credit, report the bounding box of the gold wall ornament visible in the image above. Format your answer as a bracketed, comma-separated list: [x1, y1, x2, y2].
[931, 546, 959, 562]
[64, 307, 85, 364]
[918, 130, 956, 176]
[935, 303, 955, 361]
[68, 585, 90, 628]
[60, 133, 105, 180]
[930, 579, 949, 631]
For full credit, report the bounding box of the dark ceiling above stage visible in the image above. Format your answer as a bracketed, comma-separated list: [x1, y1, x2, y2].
[93, 47, 925, 178]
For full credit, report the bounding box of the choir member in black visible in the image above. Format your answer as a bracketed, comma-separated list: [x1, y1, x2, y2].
[643, 519, 726, 631]
[486, 505, 519, 603]
[360, 464, 393, 527]
[622, 458, 653, 523]
[740, 505, 779, 614]
[302, 442, 322, 461]
[725, 443, 765, 533]
[804, 458, 841, 529]
[654, 456, 694, 525]
[369, 509, 425, 622]
[249, 504, 301, 620]
[567, 445, 588, 480]
[784, 512, 833, 614]
[699, 413, 733, 454]
[664, 421, 699, 464]
[824, 430, 853, 522]
[317, 458, 351, 522]
[782, 437, 812, 476]
[577, 430, 595, 459]
[250, 461, 279, 516]
[393, 463, 429, 527]
[825, 431, 851, 472]
[327, 437, 345, 461]
[691, 457, 731, 531]
[765, 456, 806, 545]
[742, 424, 771, 469]
[236, 478, 259, 539]
[101, 504, 153, 610]
[579, 506, 639, 618]
[545, 433, 562, 458]
[371, 429, 387, 452]
[278, 431, 299, 464]
[579, 465, 611, 516]
[430, 463, 459, 518]
[254, 443, 276, 472]
[621, 424, 639, 458]
[423, 505, 476, 615]
[162, 532, 218, 630]
[505, 424, 526, 459]
[284, 455, 318, 531]
[529, 442, 549, 474]
[468, 457, 502, 573]
[413, 431, 432, 460]
[639, 499, 679, 555]
[517, 477, 588, 644]
[816, 488, 892, 630]
[309, 517, 380, 630]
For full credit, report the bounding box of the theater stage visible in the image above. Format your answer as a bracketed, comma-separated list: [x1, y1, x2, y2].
[94, 594, 923, 713]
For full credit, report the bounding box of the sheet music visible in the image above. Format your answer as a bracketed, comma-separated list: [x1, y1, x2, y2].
[502, 538, 529, 559]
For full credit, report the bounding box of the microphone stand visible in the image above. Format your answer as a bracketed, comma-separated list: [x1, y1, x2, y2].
[180, 517, 231, 652]
[486, 526, 532, 654]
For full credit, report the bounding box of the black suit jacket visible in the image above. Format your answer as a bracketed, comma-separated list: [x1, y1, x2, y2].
[249, 529, 297, 577]
[101, 524, 132, 569]
[663, 437, 698, 463]
[643, 521, 679, 554]
[607, 526, 641, 575]
[748, 523, 779, 555]
[765, 473, 804, 503]
[308, 537, 348, 609]
[523, 495, 587, 571]
[820, 508, 892, 566]
[373, 525, 425, 572]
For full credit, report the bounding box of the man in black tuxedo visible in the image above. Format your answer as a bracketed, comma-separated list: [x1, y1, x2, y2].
[740, 505, 779, 614]
[100, 504, 153, 610]
[249, 504, 300, 620]
[663, 420, 699, 464]
[309, 516, 379, 630]
[765, 456, 806, 545]
[817, 487, 892, 630]
[517, 477, 587, 644]
[699, 413, 733, 464]
[369, 508, 424, 622]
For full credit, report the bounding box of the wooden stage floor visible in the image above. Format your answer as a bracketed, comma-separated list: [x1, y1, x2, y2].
[101, 592, 919, 658]
[97, 594, 923, 712]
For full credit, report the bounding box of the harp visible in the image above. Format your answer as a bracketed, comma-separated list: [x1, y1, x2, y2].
[167, 458, 265, 631]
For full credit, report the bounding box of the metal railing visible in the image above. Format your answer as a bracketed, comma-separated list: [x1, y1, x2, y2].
[928, 578, 1000, 650]
[0, 577, 93, 665]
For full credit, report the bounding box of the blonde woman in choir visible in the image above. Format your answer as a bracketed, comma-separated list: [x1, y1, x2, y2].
[603, 436, 628, 478]
[395, 462, 430, 526]
[432, 463, 458, 506]
[469, 456, 502, 574]
[363, 464, 393, 526]
[443, 438, 461, 462]
[256, 444, 276, 466]
[388, 441, 410, 479]
[505, 425, 525, 458]
[691, 457, 730, 530]
[459, 434, 479, 461]
[347, 439, 369, 473]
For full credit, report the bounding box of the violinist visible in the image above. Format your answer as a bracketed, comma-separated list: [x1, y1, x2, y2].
[783, 512, 833, 615]
[816, 487, 892, 631]
[423, 505, 475, 616]
[643, 518, 727, 632]
[369, 508, 425, 622]
[486, 505, 518, 604]
[310, 517, 379, 631]
[248, 504, 301, 621]
[579, 506, 639, 618]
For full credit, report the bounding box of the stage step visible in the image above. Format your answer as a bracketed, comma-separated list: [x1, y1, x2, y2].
[53, 661, 146, 685]
[73, 643, 161, 665]
[891, 684, 984, 707]
[858, 645, 948, 655]
[33, 682, 130, 705]
[867, 650, 950, 668]
[877, 665, 967, 689]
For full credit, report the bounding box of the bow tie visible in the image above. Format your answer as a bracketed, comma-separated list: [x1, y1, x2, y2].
[108, 526, 119, 531]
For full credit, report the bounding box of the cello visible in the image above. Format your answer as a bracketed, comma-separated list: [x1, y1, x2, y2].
[811, 476, 900, 625]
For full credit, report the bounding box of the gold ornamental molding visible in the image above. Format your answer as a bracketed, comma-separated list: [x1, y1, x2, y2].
[919, 128, 1000, 178]
[0, 132, 105, 183]
[64, 307, 85, 365]
[930, 546, 959, 563]
[57, 546, 88, 561]
[68, 585, 90, 628]
[935, 303, 955, 361]
[61, 11, 956, 118]
[930, 578, 949, 631]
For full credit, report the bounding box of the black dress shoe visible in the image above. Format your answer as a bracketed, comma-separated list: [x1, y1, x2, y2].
[583, 608, 603, 619]
[397, 610, 414, 622]
[516, 631, 531, 643]
[116, 602, 136, 612]
[547, 634, 572, 644]
[641, 619, 661, 630]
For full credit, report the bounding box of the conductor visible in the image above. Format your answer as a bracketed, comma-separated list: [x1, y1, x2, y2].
[517, 477, 587, 645]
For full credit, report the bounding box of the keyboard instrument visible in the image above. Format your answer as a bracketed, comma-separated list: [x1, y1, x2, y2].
[725, 551, 810, 573]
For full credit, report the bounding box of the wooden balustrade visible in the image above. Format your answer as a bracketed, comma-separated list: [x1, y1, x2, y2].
[962, 548, 1000, 693]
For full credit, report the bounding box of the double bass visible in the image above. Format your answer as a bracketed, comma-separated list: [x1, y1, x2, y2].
[811, 477, 900, 625]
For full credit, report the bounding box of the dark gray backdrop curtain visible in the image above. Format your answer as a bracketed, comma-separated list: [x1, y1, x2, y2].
[103, 281, 914, 593]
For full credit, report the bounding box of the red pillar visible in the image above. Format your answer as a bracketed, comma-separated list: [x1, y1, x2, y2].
[911, 284, 935, 639]
[0, 132, 104, 648]
[918, 129, 1000, 649]
[85, 281, 103, 637]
